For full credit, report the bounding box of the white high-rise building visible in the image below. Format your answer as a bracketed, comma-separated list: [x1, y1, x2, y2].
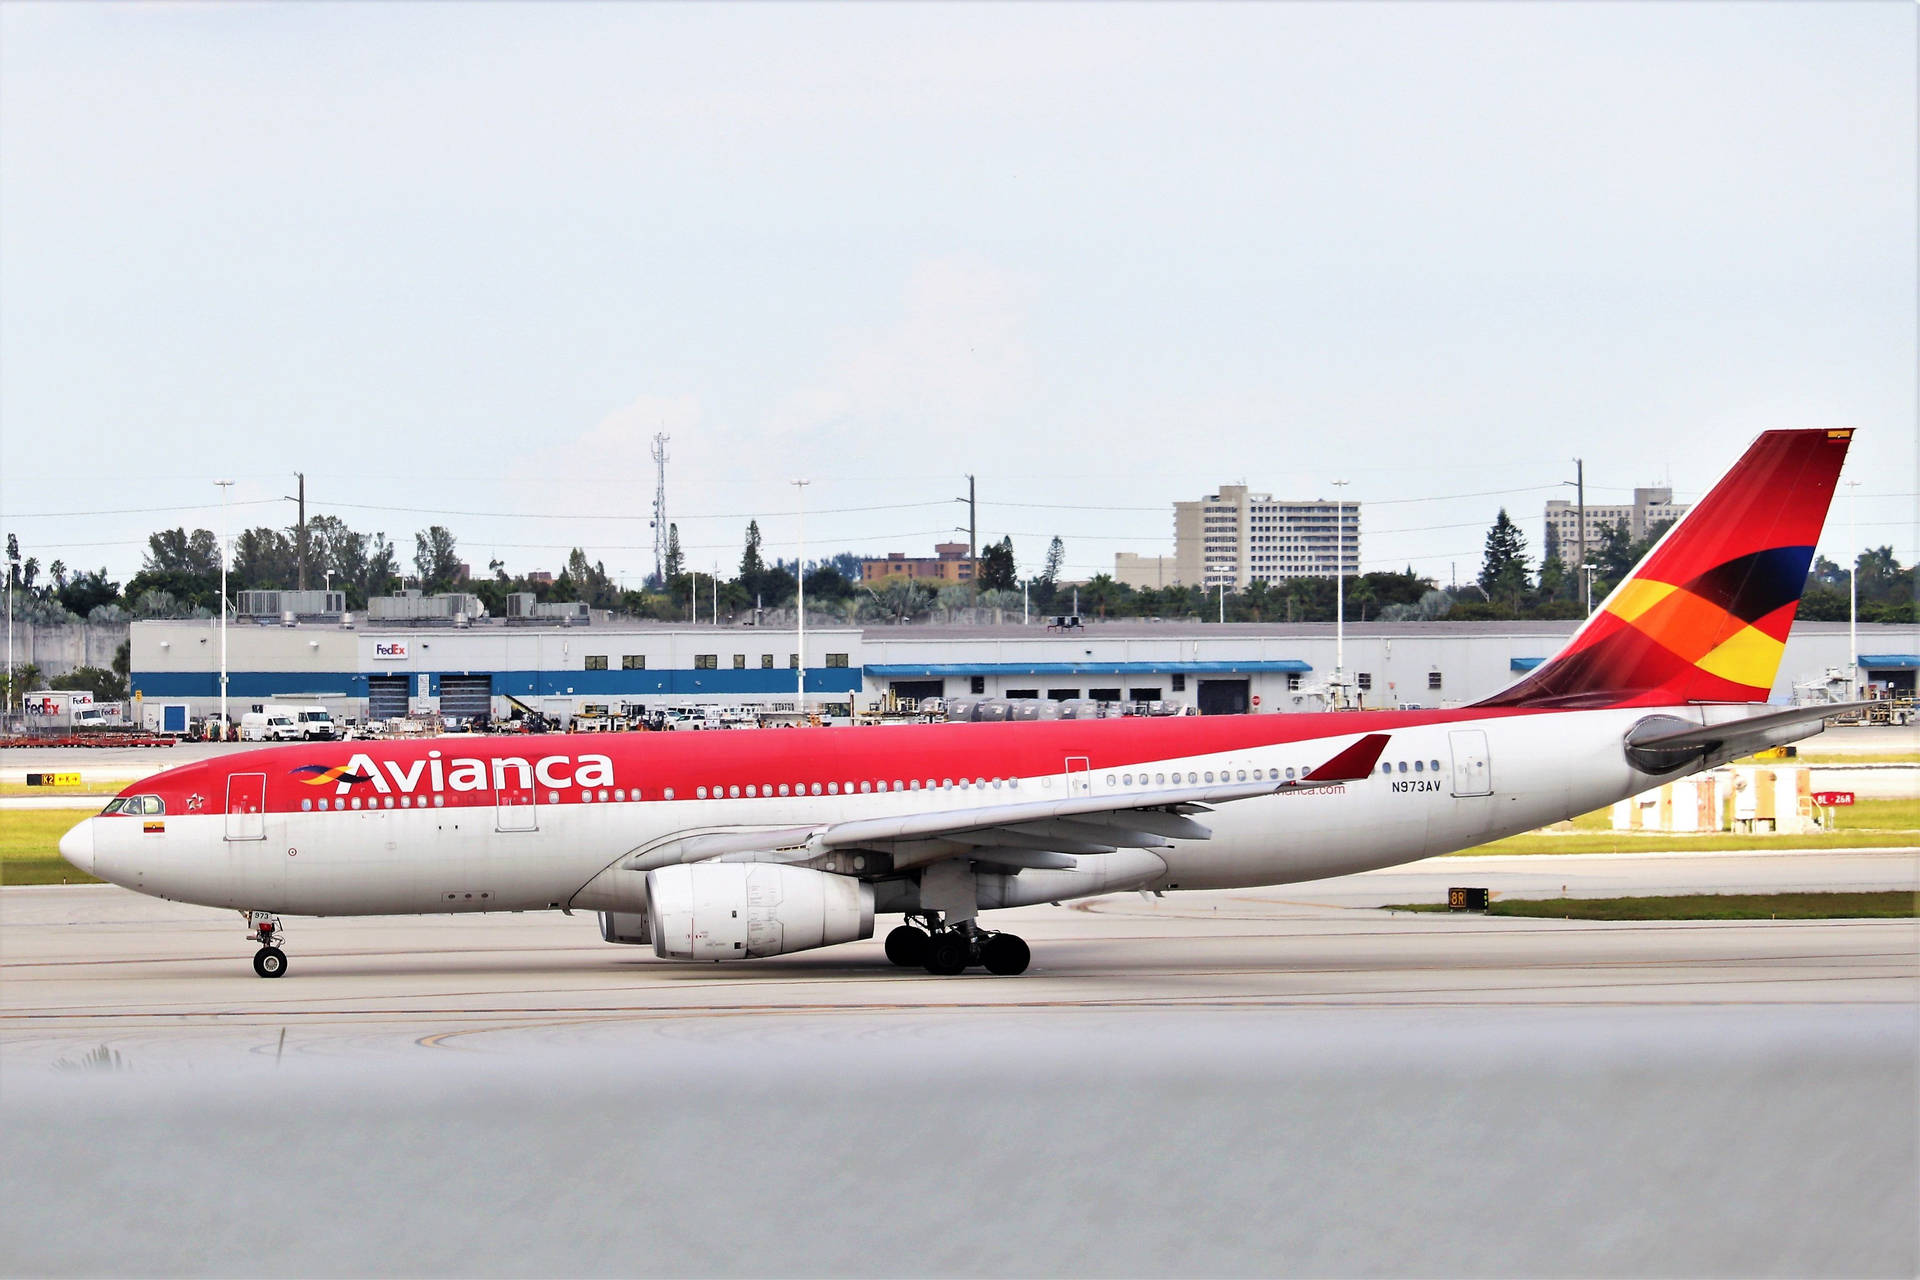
[1166, 485, 1361, 592]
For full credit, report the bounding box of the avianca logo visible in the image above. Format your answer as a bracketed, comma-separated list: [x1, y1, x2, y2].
[292, 751, 615, 796]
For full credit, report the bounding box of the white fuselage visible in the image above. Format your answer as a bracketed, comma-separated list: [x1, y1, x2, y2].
[69, 707, 1692, 919]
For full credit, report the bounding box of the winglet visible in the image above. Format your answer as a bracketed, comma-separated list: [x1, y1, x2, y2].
[1302, 733, 1390, 783]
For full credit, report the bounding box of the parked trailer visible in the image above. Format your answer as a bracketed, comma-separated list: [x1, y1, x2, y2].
[140, 701, 193, 737]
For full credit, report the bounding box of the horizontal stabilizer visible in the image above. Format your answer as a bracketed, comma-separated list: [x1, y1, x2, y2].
[1624, 702, 1863, 772]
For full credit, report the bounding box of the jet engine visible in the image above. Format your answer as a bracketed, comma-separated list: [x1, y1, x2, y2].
[645, 863, 874, 960]
[598, 910, 653, 946]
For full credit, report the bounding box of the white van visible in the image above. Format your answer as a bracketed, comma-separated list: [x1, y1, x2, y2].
[240, 710, 301, 742]
[270, 704, 337, 741]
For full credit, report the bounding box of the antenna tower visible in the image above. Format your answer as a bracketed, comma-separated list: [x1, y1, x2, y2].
[650, 432, 671, 586]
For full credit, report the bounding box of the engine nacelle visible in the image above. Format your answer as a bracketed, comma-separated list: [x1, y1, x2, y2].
[646, 863, 874, 960]
[598, 910, 652, 946]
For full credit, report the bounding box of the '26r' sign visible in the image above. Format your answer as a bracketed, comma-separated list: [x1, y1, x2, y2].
[1812, 791, 1855, 807]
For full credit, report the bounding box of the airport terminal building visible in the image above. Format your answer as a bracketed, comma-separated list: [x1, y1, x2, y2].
[126, 615, 1911, 723]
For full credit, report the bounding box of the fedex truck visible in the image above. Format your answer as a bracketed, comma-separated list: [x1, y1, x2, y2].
[22, 691, 125, 729]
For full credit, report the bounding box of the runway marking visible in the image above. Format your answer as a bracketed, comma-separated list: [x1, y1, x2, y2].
[6, 964, 1913, 1030]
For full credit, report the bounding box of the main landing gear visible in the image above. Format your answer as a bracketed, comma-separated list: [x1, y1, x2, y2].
[244, 911, 288, 979]
[885, 918, 1030, 976]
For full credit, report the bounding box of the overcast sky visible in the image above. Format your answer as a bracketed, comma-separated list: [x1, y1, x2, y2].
[2, 1, 1913, 593]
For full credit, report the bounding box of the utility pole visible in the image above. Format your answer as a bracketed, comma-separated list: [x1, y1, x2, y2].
[216, 480, 233, 734]
[1846, 478, 1860, 699]
[794, 479, 810, 712]
[293, 472, 307, 591]
[958, 474, 977, 607]
[650, 433, 670, 587]
[1574, 457, 1585, 598]
[1332, 479, 1348, 707]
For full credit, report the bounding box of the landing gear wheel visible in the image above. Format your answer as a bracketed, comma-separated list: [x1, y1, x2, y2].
[252, 946, 288, 979]
[980, 933, 1031, 976]
[923, 930, 972, 976]
[885, 925, 929, 967]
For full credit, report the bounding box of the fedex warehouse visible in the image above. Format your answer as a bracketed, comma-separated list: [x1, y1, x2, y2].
[124, 617, 1903, 724]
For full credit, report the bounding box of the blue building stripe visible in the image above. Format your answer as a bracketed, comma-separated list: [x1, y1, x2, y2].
[131, 667, 863, 699]
[865, 660, 1312, 678]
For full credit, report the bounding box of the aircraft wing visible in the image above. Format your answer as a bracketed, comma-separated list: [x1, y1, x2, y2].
[639, 732, 1391, 874]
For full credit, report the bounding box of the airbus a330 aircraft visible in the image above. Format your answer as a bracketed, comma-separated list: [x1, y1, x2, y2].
[60, 429, 1857, 978]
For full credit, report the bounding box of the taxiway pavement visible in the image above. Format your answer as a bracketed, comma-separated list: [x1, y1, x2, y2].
[4, 853, 1915, 1277]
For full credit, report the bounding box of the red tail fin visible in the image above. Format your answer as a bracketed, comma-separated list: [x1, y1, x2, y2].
[1480, 429, 1853, 709]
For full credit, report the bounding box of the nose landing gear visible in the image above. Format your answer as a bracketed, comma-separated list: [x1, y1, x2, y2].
[884, 917, 1030, 976]
[245, 911, 288, 979]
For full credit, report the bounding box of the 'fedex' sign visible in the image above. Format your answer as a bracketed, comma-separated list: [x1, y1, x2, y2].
[372, 641, 410, 661]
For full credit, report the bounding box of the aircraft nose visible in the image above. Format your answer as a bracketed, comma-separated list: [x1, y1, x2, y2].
[58, 819, 95, 876]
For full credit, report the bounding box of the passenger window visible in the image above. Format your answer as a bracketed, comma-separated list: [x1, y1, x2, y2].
[1431, 759, 1442, 771]
[729, 786, 740, 798]
[1413, 761, 1423, 773]
[810, 783, 822, 796]
[1398, 762, 1408, 773]
[1285, 767, 1296, 779]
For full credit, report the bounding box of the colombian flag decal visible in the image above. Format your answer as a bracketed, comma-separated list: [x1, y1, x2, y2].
[143, 821, 164, 834]
[291, 764, 374, 787]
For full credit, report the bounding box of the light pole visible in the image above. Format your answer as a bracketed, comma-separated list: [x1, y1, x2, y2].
[1332, 479, 1348, 707]
[1846, 478, 1860, 699]
[793, 479, 810, 713]
[216, 480, 233, 735]
[5, 538, 16, 722]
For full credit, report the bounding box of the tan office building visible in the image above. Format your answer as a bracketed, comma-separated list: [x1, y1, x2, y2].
[861, 542, 976, 585]
[1544, 487, 1688, 568]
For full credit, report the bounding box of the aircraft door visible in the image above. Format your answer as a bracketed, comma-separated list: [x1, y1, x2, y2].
[494, 762, 539, 832]
[225, 773, 267, 841]
[1448, 730, 1492, 797]
[1064, 756, 1092, 797]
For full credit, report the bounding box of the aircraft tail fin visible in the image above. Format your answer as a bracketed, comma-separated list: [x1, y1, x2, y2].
[1478, 428, 1854, 710]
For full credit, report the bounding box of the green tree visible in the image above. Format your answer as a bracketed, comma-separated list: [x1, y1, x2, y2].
[740, 520, 765, 580]
[1041, 536, 1064, 585]
[413, 526, 462, 592]
[51, 665, 127, 702]
[664, 523, 685, 579]
[57, 568, 120, 617]
[232, 526, 296, 591]
[1477, 508, 1531, 613]
[978, 536, 1016, 591]
[561, 548, 617, 608]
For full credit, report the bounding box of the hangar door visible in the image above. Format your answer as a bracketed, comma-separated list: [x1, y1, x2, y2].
[889, 680, 944, 703]
[368, 675, 409, 721]
[1197, 679, 1250, 716]
[439, 675, 492, 720]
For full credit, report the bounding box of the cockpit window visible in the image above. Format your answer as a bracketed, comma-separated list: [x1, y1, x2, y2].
[110, 795, 165, 815]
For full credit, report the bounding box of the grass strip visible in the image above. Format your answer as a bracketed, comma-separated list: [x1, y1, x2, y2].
[0, 811, 101, 885]
[1386, 891, 1917, 920]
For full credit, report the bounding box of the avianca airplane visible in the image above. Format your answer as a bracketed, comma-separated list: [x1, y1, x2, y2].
[60, 429, 1858, 978]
